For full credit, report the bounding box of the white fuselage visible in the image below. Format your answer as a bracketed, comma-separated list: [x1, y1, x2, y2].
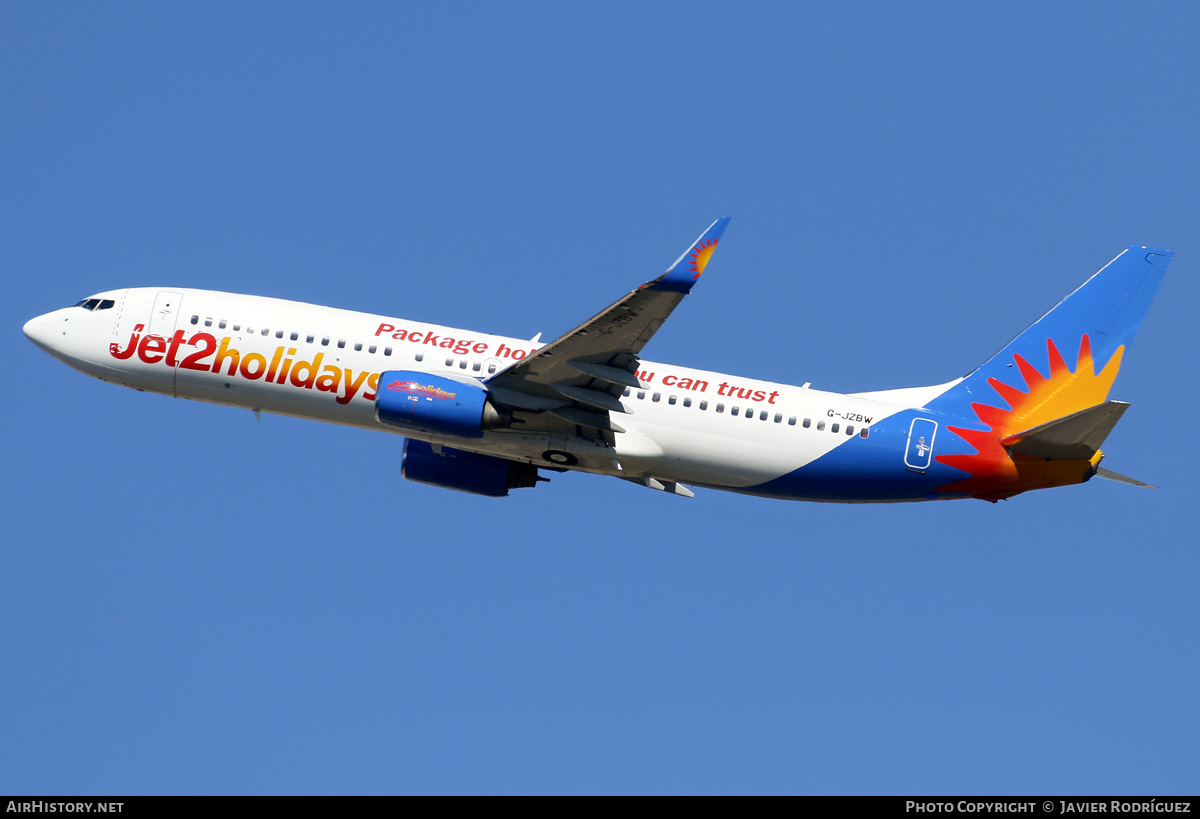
[25, 287, 943, 493]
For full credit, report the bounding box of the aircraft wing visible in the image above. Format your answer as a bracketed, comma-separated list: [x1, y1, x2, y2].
[484, 218, 730, 427]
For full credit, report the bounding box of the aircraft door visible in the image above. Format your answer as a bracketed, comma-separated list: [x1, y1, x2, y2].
[904, 417, 938, 472]
[149, 290, 184, 338]
[116, 290, 183, 396]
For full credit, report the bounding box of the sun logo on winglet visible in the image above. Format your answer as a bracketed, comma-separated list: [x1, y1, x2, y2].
[934, 335, 1123, 500]
[688, 238, 719, 279]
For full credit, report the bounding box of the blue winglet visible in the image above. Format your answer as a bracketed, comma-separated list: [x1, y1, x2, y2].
[646, 217, 731, 293]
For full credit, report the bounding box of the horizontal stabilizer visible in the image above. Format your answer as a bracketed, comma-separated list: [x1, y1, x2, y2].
[1001, 401, 1129, 460]
[1095, 467, 1156, 488]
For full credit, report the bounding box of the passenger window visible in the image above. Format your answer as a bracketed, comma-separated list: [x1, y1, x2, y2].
[354, 342, 363, 351]
[321, 337, 330, 346]
[261, 328, 270, 336]
[276, 330, 284, 338]
[369, 345, 377, 354]
[668, 395, 676, 405]
[385, 347, 393, 356]
[683, 397, 692, 408]
[306, 335, 314, 343]
[860, 428, 870, 439]
[846, 426, 854, 435]
[831, 423, 839, 433]
[699, 401, 707, 410]
[487, 363, 496, 373]
[760, 410, 768, 421]
[637, 391, 645, 400]
[445, 357, 453, 367]
[459, 360, 467, 369]
[788, 416, 796, 426]
[652, 393, 660, 402]
[472, 361, 481, 372]
[803, 418, 811, 428]
[416, 352, 424, 362]
[337, 339, 346, 349]
[291, 332, 299, 341]
[204, 318, 213, 327]
[219, 320, 227, 329]
[716, 403, 724, 413]
[817, 421, 826, 431]
[731, 406, 739, 416]
[233, 324, 241, 331]
[623, 388, 631, 397]
[190, 315, 199, 325]
[774, 413, 782, 423]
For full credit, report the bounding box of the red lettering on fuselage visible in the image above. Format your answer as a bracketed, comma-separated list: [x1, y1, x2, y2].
[109, 324, 144, 360]
[715, 382, 779, 403]
[376, 322, 497, 357]
[137, 334, 167, 364]
[661, 374, 709, 392]
[109, 325, 385, 409]
[109, 319, 774, 418]
[179, 333, 218, 371]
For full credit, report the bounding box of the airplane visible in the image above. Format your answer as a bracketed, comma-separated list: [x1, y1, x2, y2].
[23, 218, 1171, 503]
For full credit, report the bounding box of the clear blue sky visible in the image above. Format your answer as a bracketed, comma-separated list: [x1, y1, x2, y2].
[3, 2, 1198, 795]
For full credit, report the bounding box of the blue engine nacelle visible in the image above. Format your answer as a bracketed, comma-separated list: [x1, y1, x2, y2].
[401, 439, 543, 497]
[375, 370, 510, 438]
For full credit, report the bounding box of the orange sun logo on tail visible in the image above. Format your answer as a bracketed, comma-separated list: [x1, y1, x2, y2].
[688, 238, 719, 279]
[935, 335, 1124, 500]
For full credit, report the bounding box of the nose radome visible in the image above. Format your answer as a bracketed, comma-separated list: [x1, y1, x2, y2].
[23, 311, 63, 353]
[24, 314, 47, 344]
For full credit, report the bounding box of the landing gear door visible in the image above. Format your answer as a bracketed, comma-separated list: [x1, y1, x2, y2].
[904, 417, 938, 472]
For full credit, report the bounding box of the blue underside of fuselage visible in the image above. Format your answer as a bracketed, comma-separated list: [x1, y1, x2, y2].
[739, 409, 975, 502]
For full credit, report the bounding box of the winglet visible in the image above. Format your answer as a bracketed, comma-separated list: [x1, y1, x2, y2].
[646, 217, 731, 293]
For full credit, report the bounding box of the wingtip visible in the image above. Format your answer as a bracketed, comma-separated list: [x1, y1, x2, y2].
[652, 217, 733, 293]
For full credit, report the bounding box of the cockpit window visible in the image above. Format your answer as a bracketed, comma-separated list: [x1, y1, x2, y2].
[72, 298, 114, 311]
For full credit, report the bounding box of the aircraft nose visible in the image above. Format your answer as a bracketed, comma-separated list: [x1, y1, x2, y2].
[23, 311, 64, 353]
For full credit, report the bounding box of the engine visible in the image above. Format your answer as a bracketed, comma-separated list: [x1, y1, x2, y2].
[401, 439, 543, 497]
[375, 370, 510, 438]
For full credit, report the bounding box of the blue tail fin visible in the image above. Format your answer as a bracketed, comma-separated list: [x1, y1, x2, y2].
[931, 246, 1171, 414]
[925, 246, 1171, 500]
